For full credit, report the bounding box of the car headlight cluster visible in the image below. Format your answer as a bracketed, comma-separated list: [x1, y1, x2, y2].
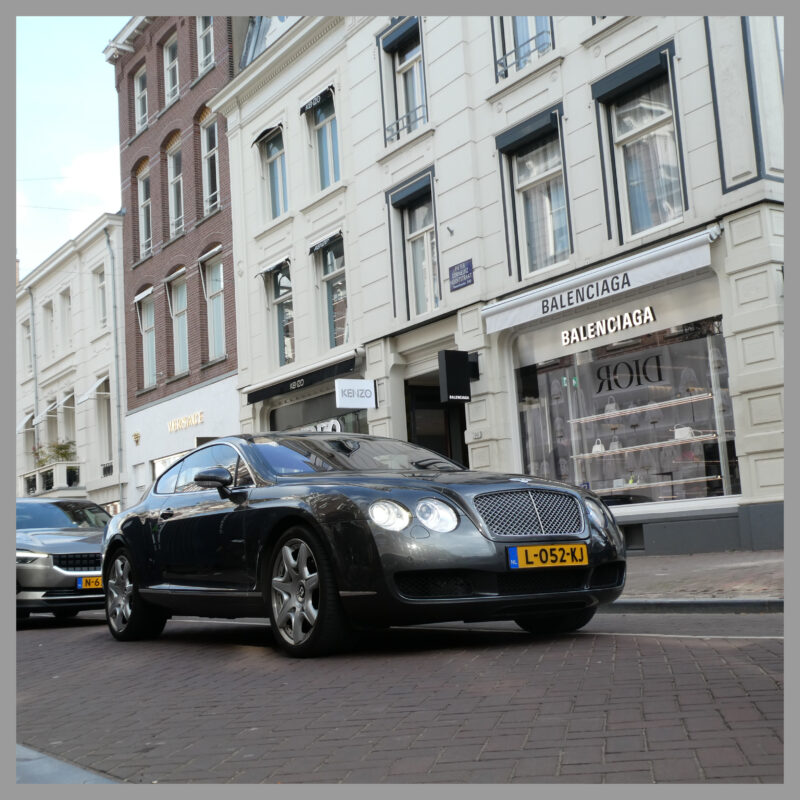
[369, 498, 459, 533]
[16, 550, 49, 565]
[584, 497, 624, 551]
[584, 498, 607, 529]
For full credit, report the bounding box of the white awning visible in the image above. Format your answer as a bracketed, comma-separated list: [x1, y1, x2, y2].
[32, 399, 58, 426]
[256, 257, 290, 277]
[16, 412, 33, 434]
[76, 375, 109, 405]
[133, 286, 154, 304]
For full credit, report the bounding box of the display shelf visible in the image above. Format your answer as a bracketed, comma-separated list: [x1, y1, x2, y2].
[571, 432, 718, 460]
[594, 474, 722, 496]
[568, 392, 713, 426]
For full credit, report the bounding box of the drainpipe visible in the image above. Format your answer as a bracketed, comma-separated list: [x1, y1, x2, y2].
[104, 223, 126, 511]
[26, 286, 40, 451]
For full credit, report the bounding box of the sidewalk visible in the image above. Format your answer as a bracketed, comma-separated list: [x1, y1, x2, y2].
[17, 548, 783, 783]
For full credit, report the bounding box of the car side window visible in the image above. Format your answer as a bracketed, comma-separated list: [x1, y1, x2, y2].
[155, 459, 184, 494]
[174, 444, 240, 493]
[234, 455, 254, 487]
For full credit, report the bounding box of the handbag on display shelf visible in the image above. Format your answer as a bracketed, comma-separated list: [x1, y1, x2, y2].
[608, 434, 621, 450]
[592, 438, 605, 454]
[604, 395, 618, 414]
[673, 424, 694, 440]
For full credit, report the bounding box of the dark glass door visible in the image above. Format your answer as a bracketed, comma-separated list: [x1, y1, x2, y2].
[405, 383, 469, 467]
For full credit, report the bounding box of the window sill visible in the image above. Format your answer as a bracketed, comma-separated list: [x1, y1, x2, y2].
[623, 217, 686, 248]
[193, 205, 223, 230]
[486, 51, 564, 105]
[128, 125, 149, 147]
[518, 257, 575, 289]
[131, 251, 154, 270]
[201, 355, 228, 370]
[165, 371, 190, 385]
[135, 385, 159, 398]
[298, 182, 347, 216]
[579, 16, 633, 48]
[89, 328, 111, 346]
[377, 125, 435, 165]
[157, 96, 180, 119]
[162, 231, 185, 250]
[254, 212, 294, 243]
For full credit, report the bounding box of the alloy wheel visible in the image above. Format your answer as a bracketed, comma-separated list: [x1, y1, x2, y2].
[271, 538, 320, 646]
[107, 553, 134, 634]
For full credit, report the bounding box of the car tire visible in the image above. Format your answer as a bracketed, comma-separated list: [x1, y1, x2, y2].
[514, 606, 597, 635]
[52, 609, 79, 620]
[105, 547, 167, 641]
[266, 525, 349, 658]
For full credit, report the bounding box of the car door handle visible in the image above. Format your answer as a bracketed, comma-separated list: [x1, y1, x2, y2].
[160, 508, 174, 520]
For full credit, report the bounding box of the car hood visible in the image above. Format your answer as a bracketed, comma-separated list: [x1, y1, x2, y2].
[17, 528, 104, 553]
[277, 470, 583, 498]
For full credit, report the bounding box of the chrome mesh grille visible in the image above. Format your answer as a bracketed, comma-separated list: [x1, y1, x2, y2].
[473, 489, 583, 538]
[53, 553, 102, 572]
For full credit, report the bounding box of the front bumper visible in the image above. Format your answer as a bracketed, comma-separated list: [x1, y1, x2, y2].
[17, 562, 104, 612]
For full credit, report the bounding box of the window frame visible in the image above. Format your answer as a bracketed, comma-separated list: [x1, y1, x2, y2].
[135, 292, 157, 389]
[138, 172, 152, 259]
[94, 266, 107, 328]
[167, 142, 184, 238]
[163, 35, 180, 106]
[316, 236, 348, 349]
[309, 94, 340, 191]
[59, 287, 72, 347]
[42, 300, 54, 360]
[21, 319, 32, 372]
[404, 194, 440, 317]
[200, 259, 225, 362]
[259, 128, 288, 220]
[272, 262, 294, 367]
[201, 118, 220, 215]
[494, 16, 553, 81]
[134, 66, 148, 132]
[196, 16, 214, 74]
[167, 274, 189, 375]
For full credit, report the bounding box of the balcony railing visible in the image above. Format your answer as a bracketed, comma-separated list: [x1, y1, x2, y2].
[21, 462, 82, 496]
[495, 30, 552, 80]
[385, 104, 428, 144]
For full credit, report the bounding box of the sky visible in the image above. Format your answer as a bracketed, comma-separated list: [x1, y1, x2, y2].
[16, 16, 130, 278]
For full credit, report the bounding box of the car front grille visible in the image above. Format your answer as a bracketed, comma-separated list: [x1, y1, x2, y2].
[53, 553, 102, 572]
[473, 489, 584, 538]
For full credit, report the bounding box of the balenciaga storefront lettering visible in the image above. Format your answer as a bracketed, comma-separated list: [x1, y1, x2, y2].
[561, 306, 655, 346]
[544, 273, 632, 315]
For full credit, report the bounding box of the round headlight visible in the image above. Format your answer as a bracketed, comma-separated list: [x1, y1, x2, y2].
[584, 498, 606, 529]
[368, 500, 411, 531]
[415, 499, 458, 533]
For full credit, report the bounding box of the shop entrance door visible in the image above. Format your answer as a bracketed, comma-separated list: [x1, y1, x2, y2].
[405, 381, 469, 467]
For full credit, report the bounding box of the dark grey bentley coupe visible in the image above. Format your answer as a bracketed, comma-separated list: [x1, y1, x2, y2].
[102, 432, 625, 657]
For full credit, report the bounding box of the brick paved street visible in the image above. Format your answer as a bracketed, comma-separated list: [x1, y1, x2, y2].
[17, 616, 783, 783]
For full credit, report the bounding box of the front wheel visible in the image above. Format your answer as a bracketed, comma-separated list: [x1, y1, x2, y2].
[105, 548, 167, 641]
[514, 606, 597, 635]
[267, 526, 349, 657]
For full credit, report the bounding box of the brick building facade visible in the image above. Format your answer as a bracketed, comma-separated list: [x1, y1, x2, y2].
[105, 17, 247, 494]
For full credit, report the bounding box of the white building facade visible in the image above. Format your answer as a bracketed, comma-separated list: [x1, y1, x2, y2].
[16, 213, 129, 513]
[212, 15, 783, 553]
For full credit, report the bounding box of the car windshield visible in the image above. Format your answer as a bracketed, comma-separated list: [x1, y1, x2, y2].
[16, 501, 112, 530]
[249, 436, 464, 476]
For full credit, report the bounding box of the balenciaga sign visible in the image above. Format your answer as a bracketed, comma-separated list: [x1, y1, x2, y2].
[561, 306, 656, 346]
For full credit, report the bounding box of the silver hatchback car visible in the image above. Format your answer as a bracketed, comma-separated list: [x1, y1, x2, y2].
[16, 498, 111, 620]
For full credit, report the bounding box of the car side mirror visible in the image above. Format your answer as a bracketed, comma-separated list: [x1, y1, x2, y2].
[193, 467, 247, 505]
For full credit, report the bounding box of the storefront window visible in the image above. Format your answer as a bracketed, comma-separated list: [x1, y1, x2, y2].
[269, 392, 368, 434]
[514, 317, 740, 504]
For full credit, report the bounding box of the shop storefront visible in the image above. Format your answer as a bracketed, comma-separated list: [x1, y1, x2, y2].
[481, 225, 780, 553]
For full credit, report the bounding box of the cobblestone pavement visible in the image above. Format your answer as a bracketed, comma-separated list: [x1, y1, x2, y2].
[17, 616, 783, 783]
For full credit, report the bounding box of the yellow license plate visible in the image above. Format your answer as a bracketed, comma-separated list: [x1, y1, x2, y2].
[77, 576, 103, 589]
[509, 543, 588, 569]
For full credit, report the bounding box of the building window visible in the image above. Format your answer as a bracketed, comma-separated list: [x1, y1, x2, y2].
[611, 75, 683, 236]
[196, 16, 214, 74]
[258, 128, 288, 220]
[514, 317, 740, 503]
[94, 267, 107, 327]
[62, 392, 75, 443]
[42, 300, 54, 360]
[273, 263, 294, 366]
[45, 397, 58, 446]
[317, 237, 348, 348]
[136, 292, 156, 388]
[202, 261, 225, 361]
[167, 144, 184, 238]
[308, 94, 339, 191]
[164, 36, 179, 105]
[134, 66, 148, 132]
[59, 288, 72, 346]
[96, 378, 113, 466]
[201, 119, 220, 214]
[405, 194, 439, 317]
[168, 276, 189, 375]
[494, 16, 552, 79]
[21, 319, 32, 372]
[240, 16, 301, 69]
[514, 133, 569, 272]
[138, 172, 152, 258]
[380, 18, 427, 144]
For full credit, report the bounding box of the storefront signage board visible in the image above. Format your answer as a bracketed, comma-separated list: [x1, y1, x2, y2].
[335, 379, 377, 409]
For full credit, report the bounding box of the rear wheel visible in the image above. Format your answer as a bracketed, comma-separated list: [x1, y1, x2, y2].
[105, 548, 167, 641]
[266, 526, 349, 657]
[514, 606, 596, 635]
